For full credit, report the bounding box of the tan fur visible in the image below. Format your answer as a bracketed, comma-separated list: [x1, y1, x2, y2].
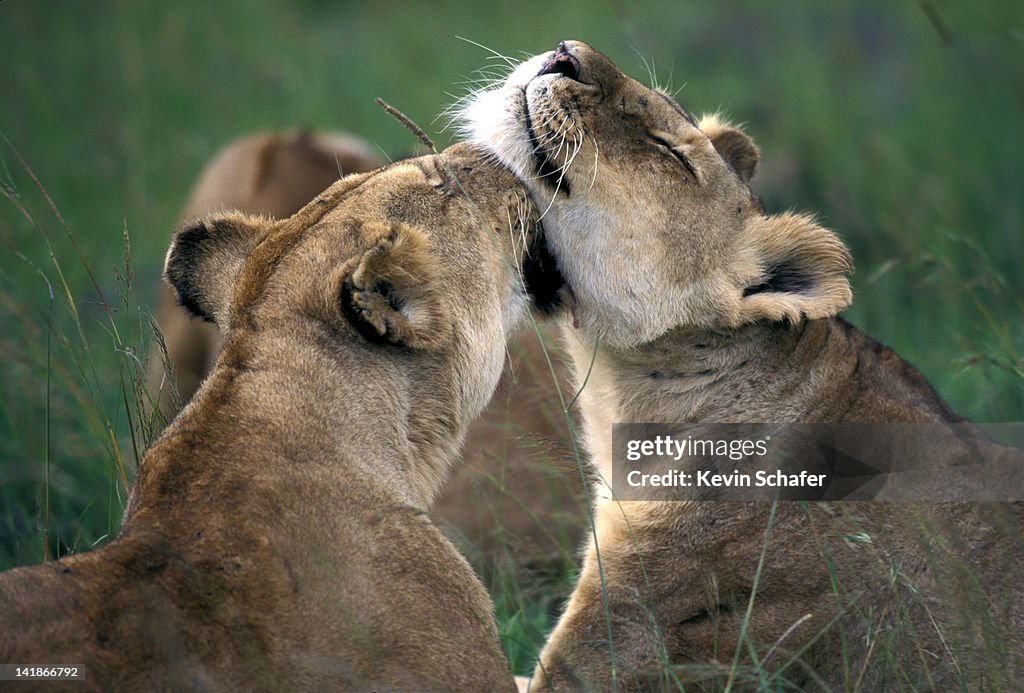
[434, 329, 586, 579]
[147, 130, 386, 418]
[0, 144, 551, 691]
[466, 41, 1024, 690]
[147, 131, 586, 583]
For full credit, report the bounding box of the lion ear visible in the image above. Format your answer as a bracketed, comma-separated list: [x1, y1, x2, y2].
[164, 213, 270, 327]
[338, 223, 452, 349]
[736, 213, 852, 324]
[699, 114, 759, 183]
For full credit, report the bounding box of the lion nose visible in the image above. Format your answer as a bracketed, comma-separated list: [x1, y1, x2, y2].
[538, 41, 582, 81]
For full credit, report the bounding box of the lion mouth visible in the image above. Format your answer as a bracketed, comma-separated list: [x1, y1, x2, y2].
[519, 82, 572, 198]
[523, 106, 569, 197]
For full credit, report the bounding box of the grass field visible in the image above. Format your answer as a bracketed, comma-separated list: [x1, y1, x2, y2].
[1, 0, 1022, 678]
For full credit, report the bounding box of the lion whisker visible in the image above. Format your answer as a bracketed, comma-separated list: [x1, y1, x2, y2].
[588, 133, 600, 192]
[456, 36, 518, 69]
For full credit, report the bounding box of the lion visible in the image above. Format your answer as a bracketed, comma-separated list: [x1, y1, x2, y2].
[146, 130, 586, 589]
[0, 143, 561, 691]
[464, 41, 1024, 690]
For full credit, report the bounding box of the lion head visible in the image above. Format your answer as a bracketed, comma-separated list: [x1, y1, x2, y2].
[463, 40, 852, 349]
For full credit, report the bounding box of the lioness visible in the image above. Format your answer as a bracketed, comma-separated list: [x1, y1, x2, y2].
[0, 143, 557, 691]
[146, 130, 585, 584]
[465, 41, 1024, 690]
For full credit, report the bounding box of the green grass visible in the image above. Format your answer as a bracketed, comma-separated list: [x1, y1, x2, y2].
[1, 0, 1022, 679]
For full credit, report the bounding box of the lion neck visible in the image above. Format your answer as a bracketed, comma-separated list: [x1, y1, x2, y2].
[131, 326, 464, 527]
[560, 317, 839, 485]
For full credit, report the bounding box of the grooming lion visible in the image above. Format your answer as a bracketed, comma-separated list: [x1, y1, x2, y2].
[1, 144, 559, 691]
[146, 130, 585, 589]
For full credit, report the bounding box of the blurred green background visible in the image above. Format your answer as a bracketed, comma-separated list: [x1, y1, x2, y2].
[1, 0, 1022, 671]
